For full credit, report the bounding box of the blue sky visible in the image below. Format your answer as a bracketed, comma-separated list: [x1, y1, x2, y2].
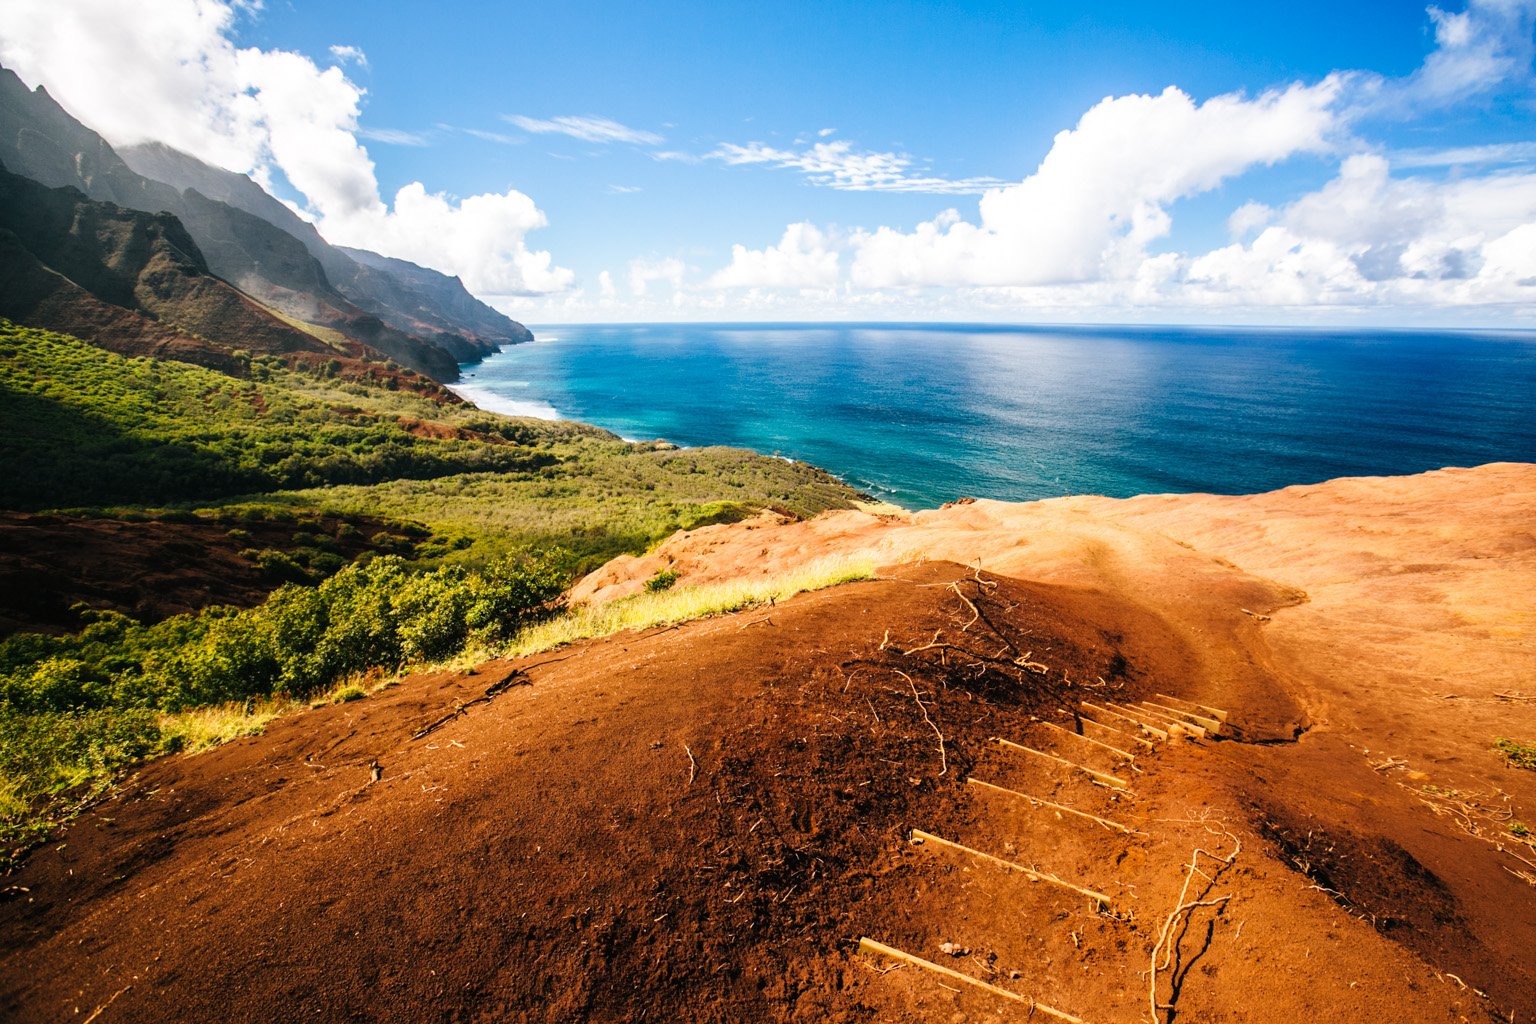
[3, 1, 1535, 324]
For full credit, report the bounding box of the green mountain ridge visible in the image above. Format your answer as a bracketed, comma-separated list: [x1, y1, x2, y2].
[0, 161, 445, 396]
[0, 67, 525, 381]
[119, 141, 532, 362]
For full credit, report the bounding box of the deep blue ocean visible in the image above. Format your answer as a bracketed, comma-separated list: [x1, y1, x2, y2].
[453, 323, 1536, 509]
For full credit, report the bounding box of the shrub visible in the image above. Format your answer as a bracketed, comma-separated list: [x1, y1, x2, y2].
[1496, 737, 1536, 771]
[645, 569, 681, 592]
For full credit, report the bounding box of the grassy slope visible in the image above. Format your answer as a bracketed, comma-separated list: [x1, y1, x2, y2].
[0, 318, 865, 861]
[0, 320, 860, 569]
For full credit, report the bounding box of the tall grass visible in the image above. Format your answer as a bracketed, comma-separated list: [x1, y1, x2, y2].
[502, 555, 877, 657]
[158, 699, 294, 754]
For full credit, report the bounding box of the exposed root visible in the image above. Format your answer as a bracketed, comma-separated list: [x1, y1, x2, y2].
[1149, 825, 1242, 1024]
[895, 669, 946, 776]
[411, 669, 531, 740]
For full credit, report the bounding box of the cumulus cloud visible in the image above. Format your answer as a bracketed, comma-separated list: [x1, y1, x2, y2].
[849, 79, 1343, 288]
[0, 0, 572, 296]
[505, 114, 663, 146]
[710, 139, 1006, 194]
[710, 223, 840, 289]
[704, 1, 1536, 316]
[1184, 154, 1536, 306]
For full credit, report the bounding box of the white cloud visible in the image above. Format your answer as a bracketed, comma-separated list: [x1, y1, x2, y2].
[358, 127, 430, 146]
[709, 139, 1007, 194]
[849, 79, 1343, 288]
[599, 270, 617, 298]
[1391, 140, 1536, 168]
[0, 0, 572, 296]
[324, 182, 573, 295]
[328, 44, 367, 67]
[628, 257, 686, 297]
[1410, 0, 1536, 105]
[710, 223, 840, 289]
[504, 114, 663, 145]
[1183, 154, 1536, 306]
[459, 126, 522, 145]
[607, 184, 643, 194]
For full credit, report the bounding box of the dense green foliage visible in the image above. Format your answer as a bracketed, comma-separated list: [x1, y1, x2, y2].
[0, 324, 553, 509]
[0, 553, 565, 712]
[0, 321, 859, 572]
[0, 553, 565, 856]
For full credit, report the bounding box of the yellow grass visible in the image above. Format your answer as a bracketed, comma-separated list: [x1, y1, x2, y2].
[0, 777, 30, 823]
[502, 555, 877, 657]
[158, 698, 295, 754]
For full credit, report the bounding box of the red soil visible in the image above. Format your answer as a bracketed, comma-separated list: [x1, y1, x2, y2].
[1, 464, 1532, 1023]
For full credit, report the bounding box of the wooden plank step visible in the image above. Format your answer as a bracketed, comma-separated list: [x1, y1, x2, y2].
[1038, 720, 1136, 761]
[1139, 700, 1222, 733]
[1077, 714, 1156, 750]
[967, 777, 1145, 835]
[910, 828, 1112, 905]
[991, 737, 1129, 789]
[856, 937, 1088, 1023]
[1079, 701, 1169, 741]
[1154, 692, 1230, 723]
[1105, 701, 1206, 739]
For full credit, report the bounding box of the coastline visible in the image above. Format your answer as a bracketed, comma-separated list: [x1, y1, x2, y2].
[448, 322, 1536, 512]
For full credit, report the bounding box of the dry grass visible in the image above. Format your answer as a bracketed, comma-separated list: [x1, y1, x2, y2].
[158, 699, 295, 755]
[502, 555, 877, 658]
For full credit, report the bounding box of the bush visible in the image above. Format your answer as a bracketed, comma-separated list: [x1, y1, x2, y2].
[645, 569, 681, 593]
[0, 551, 569, 714]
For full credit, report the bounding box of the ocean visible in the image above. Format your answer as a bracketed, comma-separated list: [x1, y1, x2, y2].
[452, 323, 1536, 509]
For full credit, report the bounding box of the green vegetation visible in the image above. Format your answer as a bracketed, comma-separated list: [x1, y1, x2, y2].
[645, 568, 682, 592]
[1496, 737, 1536, 771]
[0, 553, 563, 860]
[0, 318, 866, 862]
[0, 321, 858, 572]
[0, 325, 549, 509]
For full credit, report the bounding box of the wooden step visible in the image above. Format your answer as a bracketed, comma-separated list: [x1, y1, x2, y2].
[909, 828, 1112, 905]
[1139, 700, 1222, 734]
[1105, 701, 1206, 739]
[1080, 701, 1169, 741]
[1077, 713, 1156, 750]
[1154, 692, 1230, 723]
[968, 777, 1144, 835]
[1037, 720, 1137, 761]
[856, 938, 1087, 1023]
[991, 736, 1129, 788]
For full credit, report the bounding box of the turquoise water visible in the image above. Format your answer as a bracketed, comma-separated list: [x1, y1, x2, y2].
[454, 323, 1536, 509]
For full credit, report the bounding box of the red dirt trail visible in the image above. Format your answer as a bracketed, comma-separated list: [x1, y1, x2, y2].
[2, 463, 1533, 1023]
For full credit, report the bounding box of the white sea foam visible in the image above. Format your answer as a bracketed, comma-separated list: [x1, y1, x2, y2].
[448, 381, 560, 420]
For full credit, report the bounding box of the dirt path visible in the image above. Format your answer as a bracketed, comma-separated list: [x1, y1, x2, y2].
[2, 463, 1533, 1022]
